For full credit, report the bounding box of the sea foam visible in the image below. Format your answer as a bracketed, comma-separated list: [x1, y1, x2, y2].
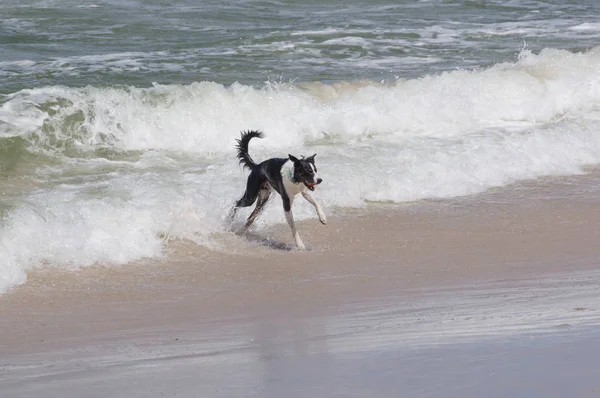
[1, 47, 600, 293]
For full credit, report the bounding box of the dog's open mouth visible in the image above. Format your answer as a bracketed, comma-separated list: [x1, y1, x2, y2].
[304, 182, 316, 191]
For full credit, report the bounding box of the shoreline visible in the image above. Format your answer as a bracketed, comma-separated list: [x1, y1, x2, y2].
[3, 174, 600, 352]
[2, 175, 600, 396]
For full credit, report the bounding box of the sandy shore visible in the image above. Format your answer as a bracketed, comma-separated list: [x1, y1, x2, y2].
[2, 176, 600, 397]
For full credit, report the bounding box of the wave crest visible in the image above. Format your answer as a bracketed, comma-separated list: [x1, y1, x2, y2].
[1, 47, 599, 160]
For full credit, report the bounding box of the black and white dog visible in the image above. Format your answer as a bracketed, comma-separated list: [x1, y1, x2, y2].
[228, 130, 326, 250]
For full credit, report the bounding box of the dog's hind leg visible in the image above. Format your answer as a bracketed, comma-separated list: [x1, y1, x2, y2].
[243, 183, 272, 230]
[282, 196, 305, 250]
[227, 171, 263, 224]
[229, 171, 267, 233]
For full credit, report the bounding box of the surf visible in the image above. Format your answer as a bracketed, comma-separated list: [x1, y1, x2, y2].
[2, 47, 600, 293]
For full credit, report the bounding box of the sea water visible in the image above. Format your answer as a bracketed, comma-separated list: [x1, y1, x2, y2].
[2, 0, 600, 292]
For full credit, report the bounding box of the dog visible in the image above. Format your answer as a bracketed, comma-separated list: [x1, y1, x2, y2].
[227, 130, 326, 250]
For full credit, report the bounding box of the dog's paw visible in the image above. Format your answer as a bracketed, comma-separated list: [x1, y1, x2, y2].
[295, 240, 306, 251]
[318, 214, 327, 225]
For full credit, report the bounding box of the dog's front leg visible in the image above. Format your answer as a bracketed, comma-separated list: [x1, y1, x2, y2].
[283, 195, 305, 250]
[302, 191, 327, 225]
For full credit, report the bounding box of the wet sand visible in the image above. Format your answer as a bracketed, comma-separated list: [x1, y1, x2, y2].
[2, 176, 600, 397]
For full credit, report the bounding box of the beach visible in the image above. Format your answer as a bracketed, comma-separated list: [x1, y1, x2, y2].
[3, 1, 600, 396]
[2, 174, 600, 397]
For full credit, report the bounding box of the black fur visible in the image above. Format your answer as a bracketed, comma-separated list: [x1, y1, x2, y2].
[236, 130, 263, 170]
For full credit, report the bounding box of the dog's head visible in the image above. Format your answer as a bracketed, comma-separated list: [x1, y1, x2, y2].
[289, 154, 322, 191]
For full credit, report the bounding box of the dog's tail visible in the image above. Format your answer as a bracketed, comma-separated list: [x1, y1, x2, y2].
[236, 130, 264, 170]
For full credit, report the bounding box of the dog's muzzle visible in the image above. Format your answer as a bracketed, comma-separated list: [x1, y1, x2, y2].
[305, 178, 323, 191]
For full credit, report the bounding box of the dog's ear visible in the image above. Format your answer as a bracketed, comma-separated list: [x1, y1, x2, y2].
[288, 154, 299, 163]
[306, 154, 316, 163]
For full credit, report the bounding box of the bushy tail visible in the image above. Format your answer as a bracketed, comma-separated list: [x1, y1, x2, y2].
[236, 130, 264, 170]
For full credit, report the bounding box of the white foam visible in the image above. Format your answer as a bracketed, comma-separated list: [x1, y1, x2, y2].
[0, 50, 180, 80]
[321, 37, 372, 47]
[9, 47, 599, 152]
[0, 169, 227, 294]
[2, 47, 600, 293]
[569, 22, 600, 32]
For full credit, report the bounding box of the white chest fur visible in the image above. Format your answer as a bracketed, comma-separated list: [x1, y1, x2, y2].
[280, 160, 305, 197]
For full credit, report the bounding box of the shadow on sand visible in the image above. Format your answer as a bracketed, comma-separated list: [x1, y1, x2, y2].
[238, 230, 294, 252]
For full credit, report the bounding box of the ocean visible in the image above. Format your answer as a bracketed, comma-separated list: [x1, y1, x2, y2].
[2, 0, 600, 294]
